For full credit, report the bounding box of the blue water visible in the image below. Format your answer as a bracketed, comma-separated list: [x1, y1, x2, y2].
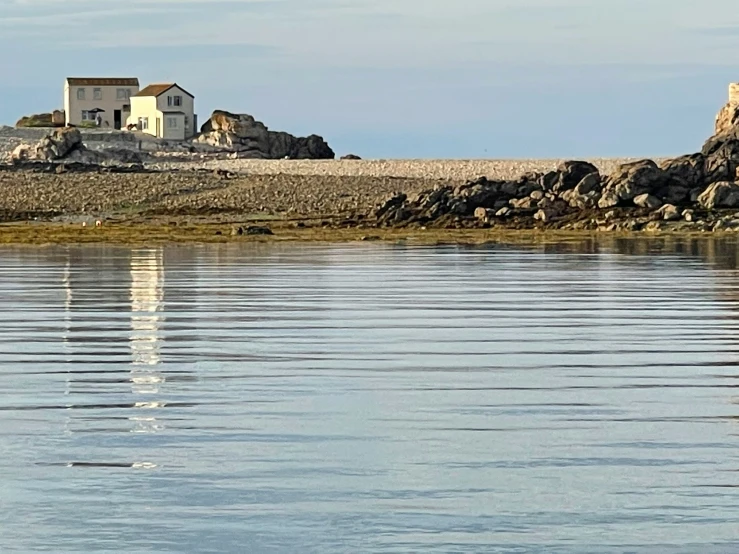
[2, 239, 739, 553]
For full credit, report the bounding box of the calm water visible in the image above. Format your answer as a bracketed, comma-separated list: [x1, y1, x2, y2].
[3, 239, 739, 553]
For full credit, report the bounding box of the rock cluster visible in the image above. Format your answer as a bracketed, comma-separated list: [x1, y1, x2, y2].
[195, 110, 334, 159]
[371, 86, 739, 230]
[10, 127, 143, 167]
[374, 128, 739, 230]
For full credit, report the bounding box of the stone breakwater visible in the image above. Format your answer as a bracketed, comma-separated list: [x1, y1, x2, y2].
[371, 131, 739, 233]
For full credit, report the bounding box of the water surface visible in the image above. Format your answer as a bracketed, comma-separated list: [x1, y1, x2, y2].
[2, 238, 739, 553]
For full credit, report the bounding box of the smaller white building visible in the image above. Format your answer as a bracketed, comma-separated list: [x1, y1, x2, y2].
[127, 83, 196, 140]
[63, 77, 140, 128]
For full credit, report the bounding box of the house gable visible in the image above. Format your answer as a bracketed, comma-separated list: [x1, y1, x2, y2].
[134, 83, 194, 99]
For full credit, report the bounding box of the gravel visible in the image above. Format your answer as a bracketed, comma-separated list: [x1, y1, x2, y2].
[0, 157, 667, 221]
[157, 158, 664, 182]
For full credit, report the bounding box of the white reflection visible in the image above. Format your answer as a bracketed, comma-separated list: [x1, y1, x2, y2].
[129, 249, 165, 433]
[62, 255, 72, 370]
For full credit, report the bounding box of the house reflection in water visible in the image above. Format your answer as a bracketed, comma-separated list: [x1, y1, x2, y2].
[129, 249, 166, 434]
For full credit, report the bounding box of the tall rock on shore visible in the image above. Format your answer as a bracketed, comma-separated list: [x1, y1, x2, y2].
[195, 111, 334, 159]
[715, 103, 739, 136]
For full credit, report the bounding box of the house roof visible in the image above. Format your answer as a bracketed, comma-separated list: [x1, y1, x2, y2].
[66, 78, 139, 86]
[161, 111, 186, 115]
[134, 83, 194, 98]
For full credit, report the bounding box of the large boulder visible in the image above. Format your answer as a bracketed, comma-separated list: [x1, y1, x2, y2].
[552, 160, 600, 193]
[34, 126, 82, 160]
[601, 159, 669, 202]
[9, 127, 143, 166]
[196, 110, 334, 159]
[697, 181, 739, 210]
[659, 153, 705, 188]
[702, 137, 739, 184]
[11, 144, 32, 162]
[715, 103, 739, 136]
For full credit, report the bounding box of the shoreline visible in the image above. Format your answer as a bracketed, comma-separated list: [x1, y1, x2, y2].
[2, 148, 739, 243]
[1, 220, 735, 246]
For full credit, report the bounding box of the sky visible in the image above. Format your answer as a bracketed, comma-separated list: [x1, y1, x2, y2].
[0, 0, 737, 158]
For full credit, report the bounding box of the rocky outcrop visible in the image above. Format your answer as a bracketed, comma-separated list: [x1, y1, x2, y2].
[195, 110, 334, 159]
[10, 127, 142, 166]
[370, 143, 739, 231]
[715, 103, 739, 135]
[697, 181, 739, 210]
[34, 127, 83, 160]
[600, 160, 671, 203]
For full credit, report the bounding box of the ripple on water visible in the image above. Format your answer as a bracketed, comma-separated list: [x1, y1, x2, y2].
[1, 241, 739, 552]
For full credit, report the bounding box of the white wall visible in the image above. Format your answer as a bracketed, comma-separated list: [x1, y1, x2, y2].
[64, 81, 139, 128]
[155, 86, 196, 137]
[127, 96, 158, 137]
[161, 113, 186, 141]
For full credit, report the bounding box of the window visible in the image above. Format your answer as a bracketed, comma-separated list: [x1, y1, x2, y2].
[117, 88, 131, 100]
[166, 117, 178, 129]
[184, 116, 189, 130]
[138, 117, 149, 130]
[167, 95, 182, 107]
[93, 88, 102, 100]
[81, 110, 89, 121]
[77, 88, 85, 100]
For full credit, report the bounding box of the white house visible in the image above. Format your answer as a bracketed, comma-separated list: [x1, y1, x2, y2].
[127, 83, 196, 140]
[63, 78, 140, 128]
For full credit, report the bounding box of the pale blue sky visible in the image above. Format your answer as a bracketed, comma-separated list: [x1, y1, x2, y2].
[0, 0, 736, 158]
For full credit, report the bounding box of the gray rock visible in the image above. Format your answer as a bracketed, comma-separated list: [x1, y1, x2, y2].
[697, 181, 739, 209]
[658, 204, 680, 221]
[715, 102, 739, 135]
[246, 226, 274, 235]
[659, 153, 705, 188]
[604, 159, 668, 201]
[553, 161, 600, 193]
[509, 197, 535, 209]
[34, 127, 82, 160]
[659, 185, 690, 206]
[196, 110, 334, 159]
[538, 171, 559, 191]
[598, 191, 620, 209]
[534, 200, 567, 222]
[633, 193, 662, 209]
[474, 207, 494, 221]
[574, 172, 601, 195]
[702, 138, 739, 184]
[516, 181, 541, 198]
[534, 208, 556, 222]
[375, 193, 407, 218]
[10, 144, 31, 162]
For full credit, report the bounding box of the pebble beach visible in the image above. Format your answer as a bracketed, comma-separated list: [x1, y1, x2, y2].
[0, 158, 654, 221]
